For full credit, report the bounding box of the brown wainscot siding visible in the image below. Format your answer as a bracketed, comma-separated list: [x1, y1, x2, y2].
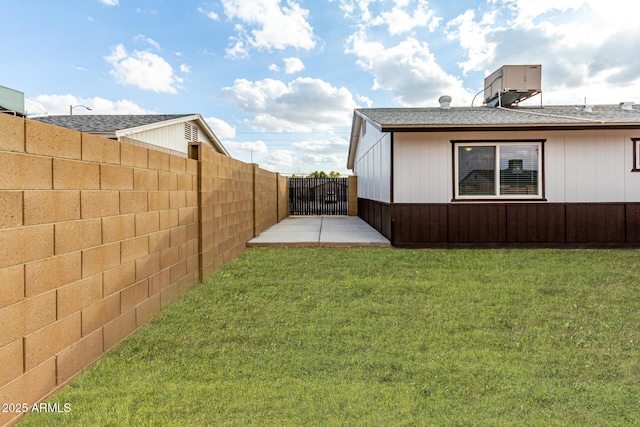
[358, 198, 640, 247]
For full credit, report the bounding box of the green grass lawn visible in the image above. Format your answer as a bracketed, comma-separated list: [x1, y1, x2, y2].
[21, 248, 640, 426]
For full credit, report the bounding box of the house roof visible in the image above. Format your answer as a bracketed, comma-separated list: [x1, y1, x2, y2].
[356, 104, 640, 130]
[348, 104, 640, 169]
[32, 114, 229, 156]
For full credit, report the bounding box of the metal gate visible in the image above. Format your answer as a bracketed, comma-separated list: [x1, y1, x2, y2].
[289, 177, 348, 215]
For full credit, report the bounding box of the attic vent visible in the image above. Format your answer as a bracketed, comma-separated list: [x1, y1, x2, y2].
[185, 123, 199, 142]
[620, 102, 635, 111]
[438, 95, 452, 109]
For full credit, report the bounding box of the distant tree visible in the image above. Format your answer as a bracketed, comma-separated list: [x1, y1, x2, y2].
[308, 171, 329, 178]
[308, 171, 341, 178]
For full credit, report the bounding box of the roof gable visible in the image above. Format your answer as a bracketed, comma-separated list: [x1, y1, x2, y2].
[32, 114, 229, 156]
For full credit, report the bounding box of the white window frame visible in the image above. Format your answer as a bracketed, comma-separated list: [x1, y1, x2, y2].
[633, 138, 640, 172]
[453, 140, 544, 200]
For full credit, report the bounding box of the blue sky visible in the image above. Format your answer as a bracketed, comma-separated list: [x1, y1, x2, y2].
[1, 0, 637, 175]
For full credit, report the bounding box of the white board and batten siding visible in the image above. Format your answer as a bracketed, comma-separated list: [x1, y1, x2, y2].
[392, 129, 640, 204]
[124, 121, 203, 155]
[353, 118, 392, 203]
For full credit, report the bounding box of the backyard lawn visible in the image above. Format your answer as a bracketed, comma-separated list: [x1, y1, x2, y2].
[21, 248, 640, 426]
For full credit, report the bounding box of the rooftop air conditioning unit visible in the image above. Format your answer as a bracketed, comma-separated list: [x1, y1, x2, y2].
[0, 85, 25, 116]
[484, 65, 541, 107]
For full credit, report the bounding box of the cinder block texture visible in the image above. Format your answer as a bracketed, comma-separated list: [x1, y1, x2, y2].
[148, 150, 170, 171]
[120, 191, 148, 214]
[103, 262, 137, 297]
[24, 190, 80, 225]
[53, 159, 100, 190]
[24, 312, 81, 370]
[25, 252, 82, 297]
[102, 214, 135, 244]
[120, 143, 148, 168]
[101, 164, 134, 190]
[0, 357, 56, 427]
[0, 191, 22, 229]
[82, 242, 120, 278]
[0, 151, 52, 190]
[0, 339, 23, 388]
[136, 293, 160, 326]
[81, 293, 120, 336]
[134, 168, 159, 190]
[348, 175, 358, 216]
[0, 265, 25, 308]
[82, 133, 120, 165]
[0, 291, 56, 346]
[55, 219, 102, 254]
[135, 211, 160, 236]
[57, 274, 103, 318]
[25, 119, 81, 159]
[0, 225, 54, 269]
[81, 190, 120, 218]
[57, 328, 103, 385]
[121, 236, 149, 264]
[0, 113, 24, 152]
[103, 309, 136, 351]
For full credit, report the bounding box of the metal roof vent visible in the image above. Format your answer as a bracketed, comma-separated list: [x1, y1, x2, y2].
[438, 95, 452, 109]
[582, 105, 593, 112]
[620, 102, 635, 111]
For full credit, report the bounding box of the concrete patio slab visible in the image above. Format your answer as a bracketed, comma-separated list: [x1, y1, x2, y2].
[247, 216, 391, 247]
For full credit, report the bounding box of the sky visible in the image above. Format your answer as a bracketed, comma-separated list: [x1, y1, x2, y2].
[1, 0, 638, 175]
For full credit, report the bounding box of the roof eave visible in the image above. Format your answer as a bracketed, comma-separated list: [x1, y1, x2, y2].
[380, 122, 640, 133]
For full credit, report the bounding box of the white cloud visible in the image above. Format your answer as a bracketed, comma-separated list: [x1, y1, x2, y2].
[371, 0, 441, 35]
[268, 57, 305, 74]
[105, 44, 180, 93]
[133, 35, 161, 50]
[220, 77, 357, 132]
[357, 94, 374, 107]
[455, 0, 640, 104]
[334, 0, 375, 21]
[283, 57, 305, 74]
[445, 9, 498, 74]
[31, 94, 154, 115]
[98, 0, 118, 6]
[204, 116, 237, 140]
[221, 0, 316, 56]
[224, 140, 268, 155]
[180, 64, 191, 74]
[346, 29, 472, 106]
[499, 0, 586, 27]
[292, 137, 348, 152]
[198, 7, 219, 20]
[267, 149, 294, 166]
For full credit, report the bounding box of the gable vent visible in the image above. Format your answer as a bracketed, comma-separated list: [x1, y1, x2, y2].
[185, 123, 199, 142]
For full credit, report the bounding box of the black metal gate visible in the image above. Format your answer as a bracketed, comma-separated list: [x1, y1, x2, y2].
[289, 177, 348, 215]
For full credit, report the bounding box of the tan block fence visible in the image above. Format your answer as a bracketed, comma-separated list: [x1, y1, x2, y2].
[0, 114, 288, 426]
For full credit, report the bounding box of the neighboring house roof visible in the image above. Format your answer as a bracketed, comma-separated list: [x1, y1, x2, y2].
[348, 104, 640, 169]
[33, 113, 229, 156]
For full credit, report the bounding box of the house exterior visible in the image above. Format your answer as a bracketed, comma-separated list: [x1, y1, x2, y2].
[33, 114, 229, 157]
[347, 103, 640, 246]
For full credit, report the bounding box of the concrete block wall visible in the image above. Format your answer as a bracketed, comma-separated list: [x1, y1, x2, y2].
[348, 175, 358, 216]
[277, 173, 288, 222]
[0, 115, 285, 427]
[254, 165, 278, 236]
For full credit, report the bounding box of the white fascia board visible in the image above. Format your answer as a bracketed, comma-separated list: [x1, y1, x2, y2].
[193, 114, 230, 156]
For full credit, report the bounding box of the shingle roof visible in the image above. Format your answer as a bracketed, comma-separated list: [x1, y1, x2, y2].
[357, 104, 640, 129]
[32, 114, 193, 133]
